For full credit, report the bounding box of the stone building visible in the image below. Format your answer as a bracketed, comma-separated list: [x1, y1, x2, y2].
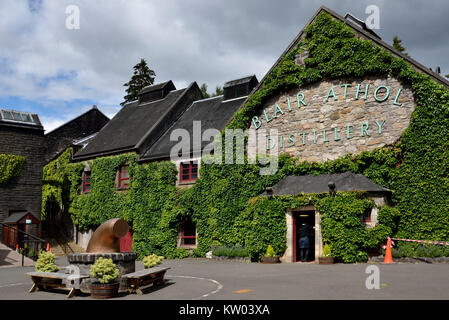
[244, 6, 448, 261]
[59, 7, 449, 259]
[0, 109, 45, 243]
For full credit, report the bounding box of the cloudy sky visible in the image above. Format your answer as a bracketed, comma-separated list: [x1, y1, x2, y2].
[1, 0, 448, 132]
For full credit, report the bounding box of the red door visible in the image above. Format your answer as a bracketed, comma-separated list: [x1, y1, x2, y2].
[120, 230, 133, 252]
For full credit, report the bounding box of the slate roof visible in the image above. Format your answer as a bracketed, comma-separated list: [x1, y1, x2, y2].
[140, 95, 247, 161]
[44, 106, 109, 163]
[223, 75, 257, 88]
[73, 82, 203, 161]
[262, 172, 390, 196]
[3, 212, 39, 224]
[139, 80, 174, 95]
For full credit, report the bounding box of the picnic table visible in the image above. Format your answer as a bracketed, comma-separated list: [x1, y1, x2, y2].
[26, 271, 89, 298]
[123, 267, 170, 295]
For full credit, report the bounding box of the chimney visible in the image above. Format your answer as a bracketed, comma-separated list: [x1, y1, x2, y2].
[223, 75, 258, 101]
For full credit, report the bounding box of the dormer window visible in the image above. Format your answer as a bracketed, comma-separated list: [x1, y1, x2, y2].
[118, 165, 130, 189]
[180, 161, 198, 183]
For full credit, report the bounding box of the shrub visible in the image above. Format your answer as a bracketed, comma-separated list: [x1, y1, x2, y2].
[265, 245, 276, 257]
[35, 251, 59, 272]
[391, 242, 449, 258]
[322, 244, 332, 257]
[142, 254, 164, 268]
[212, 246, 249, 257]
[89, 258, 119, 284]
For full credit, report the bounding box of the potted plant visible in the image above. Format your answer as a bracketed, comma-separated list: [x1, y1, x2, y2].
[318, 244, 334, 265]
[261, 245, 280, 264]
[34, 251, 60, 287]
[142, 254, 164, 268]
[89, 258, 120, 299]
[35, 251, 60, 272]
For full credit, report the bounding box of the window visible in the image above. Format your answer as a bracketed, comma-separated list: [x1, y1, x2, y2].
[361, 210, 371, 223]
[180, 161, 198, 183]
[179, 219, 197, 247]
[83, 171, 91, 193]
[118, 165, 130, 189]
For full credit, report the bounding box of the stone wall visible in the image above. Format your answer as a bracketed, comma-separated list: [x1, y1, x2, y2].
[250, 76, 415, 162]
[0, 125, 45, 239]
[75, 228, 94, 250]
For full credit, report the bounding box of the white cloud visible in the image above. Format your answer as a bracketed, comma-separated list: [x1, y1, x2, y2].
[0, 0, 448, 125]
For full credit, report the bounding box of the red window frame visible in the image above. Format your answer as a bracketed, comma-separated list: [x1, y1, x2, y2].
[83, 171, 91, 193]
[118, 165, 130, 189]
[362, 210, 371, 223]
[180, 161, 198, 183]
[180, 221, 197, 247]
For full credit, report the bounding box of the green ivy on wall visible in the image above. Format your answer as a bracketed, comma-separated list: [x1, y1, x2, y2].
[0, 154, 26, 185]
[43, 12, 449, 263]
[42, 148, 83, 220]
[43, 150, 190, 259]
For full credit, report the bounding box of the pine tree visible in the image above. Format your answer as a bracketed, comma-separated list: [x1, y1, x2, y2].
[199, 83, 223, 98]
[213, 86, 224, 96]
[200, 83, 210, 98]
[393, 36, 409, 57]
[121, 59, 156, 106]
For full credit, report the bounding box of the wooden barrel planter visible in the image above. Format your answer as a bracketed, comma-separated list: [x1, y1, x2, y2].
[89, 282, 119, 299]
[318, 257, 334, 265]
[261, 256, 280, 264]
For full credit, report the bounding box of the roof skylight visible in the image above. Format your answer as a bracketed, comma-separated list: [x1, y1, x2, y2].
[0, 109, 37, 125]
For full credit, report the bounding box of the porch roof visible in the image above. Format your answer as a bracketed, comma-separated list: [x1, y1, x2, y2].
[263, 172, 390, 196]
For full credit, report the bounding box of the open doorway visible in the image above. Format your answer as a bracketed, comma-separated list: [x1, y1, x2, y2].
[294, 211, 315, 262]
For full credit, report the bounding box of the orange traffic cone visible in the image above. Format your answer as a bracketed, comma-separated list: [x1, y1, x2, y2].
[15, 243, 19, 252]
[46, 243, 51, 253]
[384, 237, 393, 264]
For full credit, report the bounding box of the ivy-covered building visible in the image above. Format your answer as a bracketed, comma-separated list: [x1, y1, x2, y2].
[46, 6, 449, 263]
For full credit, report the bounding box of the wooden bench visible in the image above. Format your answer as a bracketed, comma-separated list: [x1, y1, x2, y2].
[26, 272, 89, 298]
[123, 267, 170, 295]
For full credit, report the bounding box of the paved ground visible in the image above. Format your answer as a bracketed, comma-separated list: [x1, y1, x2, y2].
[0, 257, 448, 300]
[0, 244, 35, 268]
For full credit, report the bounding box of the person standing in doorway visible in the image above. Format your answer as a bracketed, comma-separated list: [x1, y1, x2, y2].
[298, 223, 314, 262]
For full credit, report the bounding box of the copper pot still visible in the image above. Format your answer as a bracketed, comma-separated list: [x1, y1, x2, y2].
[86, 218, 129, 253]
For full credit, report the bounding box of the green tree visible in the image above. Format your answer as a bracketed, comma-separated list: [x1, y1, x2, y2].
[121, 59, 156, 106]
[199, 83, 223, 98]
[214, 85, 224, 96]
[200, 83, 210, 98]
[392, 36, 409, 57]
